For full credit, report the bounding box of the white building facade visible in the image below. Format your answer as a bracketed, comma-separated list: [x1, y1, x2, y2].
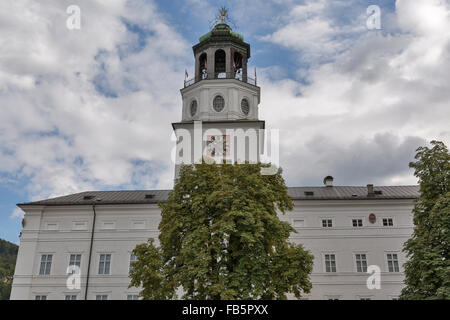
[11, 184, 418, 300]
[11, 23, 420, 300]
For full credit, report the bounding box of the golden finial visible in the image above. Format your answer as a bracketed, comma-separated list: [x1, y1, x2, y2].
[209, 6, 236, 30]
[220, 7, 227, 23]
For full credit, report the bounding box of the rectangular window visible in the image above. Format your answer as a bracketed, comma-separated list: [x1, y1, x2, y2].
[65, 295, 77, 300]
[98, 254, 111, 275]
[355, 254, 368, 272]
[46, 223, 58, 231]
[324, 254, 336, 273]
[383, 218, 394, 226]
[322, 219, 333, 228]
[39, 254, 52, 275]
[101, 221, 116, 230]
[68, 254, 81, 274]
[127, 295, 139, 300]
[293, 220, 305, 228]
[35, 295, 47, 300]
[129, 254, 137, 273]
[132, 221, 145, 230]
[96, 295, 108, 300]
[387, 253, 400, 272]
[352, 219, 363, 227]
[72, 221, 87, 230]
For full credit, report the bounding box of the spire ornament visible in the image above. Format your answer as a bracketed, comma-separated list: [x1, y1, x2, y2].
[209, 6, 237, 29]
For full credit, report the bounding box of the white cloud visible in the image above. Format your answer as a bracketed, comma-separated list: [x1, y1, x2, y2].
[259, 0, 450, 186]
[1, 0, 450, 216]
[10, 208, 24, 219]
[0, 0, 190, 204]
[261, 0, 366, 65]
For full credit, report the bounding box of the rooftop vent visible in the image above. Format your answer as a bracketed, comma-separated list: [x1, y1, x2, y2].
[145, 194, 155, 199]
[304, 191, 314, 196]
[83, 195, 95, 200]
[374, 190, 383, 195]
[323, 176, 334, 187]
[367, 184, 375, 197]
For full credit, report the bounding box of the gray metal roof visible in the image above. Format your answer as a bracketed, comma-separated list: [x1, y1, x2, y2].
[18, 185, 419, 207]
[288, 185, 419, 200]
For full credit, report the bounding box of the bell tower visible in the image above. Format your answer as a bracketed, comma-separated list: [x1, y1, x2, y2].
[173, 9, 264, 179]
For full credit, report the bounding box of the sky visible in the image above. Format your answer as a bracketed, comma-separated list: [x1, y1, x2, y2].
[1, 0, 449, 243]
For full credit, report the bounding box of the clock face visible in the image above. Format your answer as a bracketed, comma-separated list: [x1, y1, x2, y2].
[241, 98, 250, 115]
[206, 135, 230, 157]
[190, 100, 197, 117]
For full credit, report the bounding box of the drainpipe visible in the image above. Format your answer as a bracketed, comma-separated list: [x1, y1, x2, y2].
[85, 204, 97, 300]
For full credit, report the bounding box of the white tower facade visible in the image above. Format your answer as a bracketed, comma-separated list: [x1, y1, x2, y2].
[173, 24, 264, 179]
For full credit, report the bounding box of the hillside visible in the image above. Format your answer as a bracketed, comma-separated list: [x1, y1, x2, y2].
[0, 239, 18, 300]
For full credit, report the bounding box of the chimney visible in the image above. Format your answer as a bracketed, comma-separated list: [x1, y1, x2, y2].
[367, 184, 375, 196]
[323, 176, 334, 187]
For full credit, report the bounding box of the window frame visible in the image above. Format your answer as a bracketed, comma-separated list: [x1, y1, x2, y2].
[321, 218, 333, 228]
[129, 253, 137, 273]
[354, 253, 368, 273]
[46, 222, 59, 231]
[127, 294, 139, 300]
[323, 253, 337, 273]
[212, 95, 225, 113]
[39, 254, 53, 276]
[386, 253, 400, 273]
[382, 218, 394, 227]
[131, 220, 146, 230]
[352, 219, 363, 227]
[190, 99, 198, 117]
[98, 253, 112, 275]
[241, 98, 250, 115]
[101, 221, 116, 230]
[72, 221, 88, 231]
[68, 254, 82, 274]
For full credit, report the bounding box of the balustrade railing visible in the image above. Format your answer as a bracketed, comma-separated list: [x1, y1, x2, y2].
[184, 71, 257, 88]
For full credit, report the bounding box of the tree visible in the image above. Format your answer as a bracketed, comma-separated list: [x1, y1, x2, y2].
[130, 162, 314, 300]
[0, 239, 18, 300]
[401, 141, 450, 300]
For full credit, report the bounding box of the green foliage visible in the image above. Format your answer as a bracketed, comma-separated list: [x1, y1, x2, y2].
[401, 141, 450, 300]
[130, 162, 314, 300]
[0, 239, 18, 300]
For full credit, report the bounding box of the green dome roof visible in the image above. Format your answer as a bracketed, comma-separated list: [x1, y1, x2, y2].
[199, 23, 244, 43]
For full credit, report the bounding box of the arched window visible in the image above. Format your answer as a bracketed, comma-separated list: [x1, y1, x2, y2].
[233, 52, 243, 80]
[199, 53, 207, 79]
[214, 50, 226, 76]
[233, 52, 243, 70]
